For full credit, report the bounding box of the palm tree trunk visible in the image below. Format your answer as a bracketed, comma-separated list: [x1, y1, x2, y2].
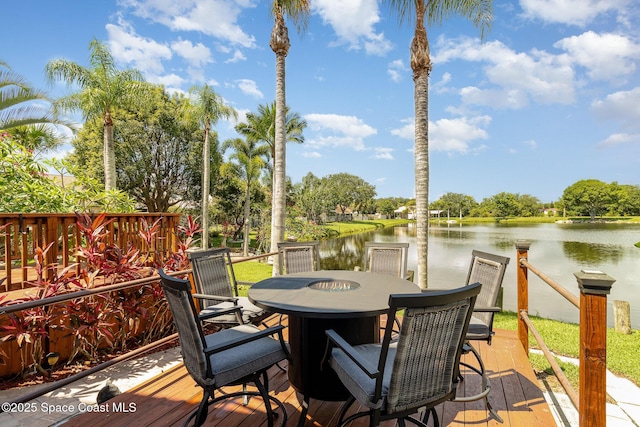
[270, 9, 290, 276]
[202, 128, 211, 249]
[412, 3, 432, 289]
[243, 182, 251, 257]
[103, 112, 116, 191]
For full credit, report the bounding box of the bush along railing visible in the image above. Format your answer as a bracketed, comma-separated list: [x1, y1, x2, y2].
[0, 212, 182, 292]
[515, 240, 616, 427]
[0, 213, 200, 379]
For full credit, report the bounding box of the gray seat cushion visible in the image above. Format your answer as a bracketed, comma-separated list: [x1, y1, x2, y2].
[465, 315, 491, 340]
[205, 324, 289, 387]
[200, 297, 268, 324]
[329, 342, 397, 410]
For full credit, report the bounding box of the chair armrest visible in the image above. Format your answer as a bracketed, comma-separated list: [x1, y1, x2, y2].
[473, 306, 501, 313]
[192, 293, 239, 304]
[325, 329, 379, 379]
[203, 325, 289, 356]
[198, 305, 243, 322]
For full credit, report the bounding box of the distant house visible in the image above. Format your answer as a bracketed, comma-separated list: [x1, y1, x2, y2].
[394, 206, 415, 220]
[542, 208, 559, 216]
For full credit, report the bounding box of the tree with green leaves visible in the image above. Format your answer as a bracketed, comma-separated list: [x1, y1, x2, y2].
[321, 173, 377, 217]
[222, 137, 270, 256]
[432, 192, 478, 219]
[562, 179, 614, 221]
[46, 39, 145, 191]
[269, 0, 311, 274]
[292, 172, 332, 222]
[384, 0, 492, 288]
[185, 84, 237, 249]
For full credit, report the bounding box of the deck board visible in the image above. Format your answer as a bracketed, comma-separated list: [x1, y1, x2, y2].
[61, 315, 556, 427]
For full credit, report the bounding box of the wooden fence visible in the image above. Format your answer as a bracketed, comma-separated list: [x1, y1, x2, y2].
[0, 213, 181, 292]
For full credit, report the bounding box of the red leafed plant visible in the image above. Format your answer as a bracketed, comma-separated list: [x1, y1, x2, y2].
[0, 213, 200, 380]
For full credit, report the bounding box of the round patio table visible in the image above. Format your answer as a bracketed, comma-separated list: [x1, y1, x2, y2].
[249, 270, 420, 403]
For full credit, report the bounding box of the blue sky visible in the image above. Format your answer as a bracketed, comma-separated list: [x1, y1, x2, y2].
[2, 0, 639, 203]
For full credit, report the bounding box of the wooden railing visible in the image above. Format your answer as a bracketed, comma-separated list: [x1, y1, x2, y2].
[515, 240, 615, 427]
[0, 213, 181, 292]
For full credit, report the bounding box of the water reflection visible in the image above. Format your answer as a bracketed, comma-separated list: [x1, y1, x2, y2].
[318, 222, 640, 328]
[562, 241, 625, 264]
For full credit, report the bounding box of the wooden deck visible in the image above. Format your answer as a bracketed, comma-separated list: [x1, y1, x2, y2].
[61, 316, 556, 427]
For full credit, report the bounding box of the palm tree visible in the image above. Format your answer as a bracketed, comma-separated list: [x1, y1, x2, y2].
[222, 137, 270, 256]
[384, 0, 492, 288]
[269, 0, 310, 274]
[186, 84, 237, 249]
[235, 101, 306, 193]
[1, 62, 73, 143]
[45, 39, 145, 191]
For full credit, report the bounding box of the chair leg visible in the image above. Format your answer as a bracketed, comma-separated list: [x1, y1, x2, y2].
[183, 389, 211, 427]
[457, 344, 503, 423]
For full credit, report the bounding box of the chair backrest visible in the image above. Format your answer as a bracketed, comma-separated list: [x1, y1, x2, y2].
[380, 283, 481, 415]
[465, 250, 510, 326]
[158, 269, 211, 388]
[363, 242, 409, 279]
[277, 241, 320, 275]
[188, 248, 238, 309]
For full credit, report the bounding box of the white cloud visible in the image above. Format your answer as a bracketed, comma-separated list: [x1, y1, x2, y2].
[121, 0, 257, 48]
[555, 31, 640, 83]
[390, 118, 414, 140]
[372, 147, 394, 160]
[519, 0, 629, 27]
[429, 116, 491, 153]
[225, 50, 247, 63]
[591, 86, 640, 131]
[387, 59, 408, 82]
[171, 39, 212, 68]
[235, 79, 263, 98]
[312, 0, 392, 56]
[304, 113, 377, 150]
[598, 133, 640, 147]
[391, 116, 491, 154]
[434, 37, 576, 108]
[302, 151, 322, 158]
[150, 73, 186, 88]
[106, 21, 172, 74]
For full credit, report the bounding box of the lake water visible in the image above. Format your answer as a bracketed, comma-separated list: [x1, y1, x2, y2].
[318, 222, 640, 329]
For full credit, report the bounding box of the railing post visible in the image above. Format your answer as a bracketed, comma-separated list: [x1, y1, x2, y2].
[515, 240, 530, 354]
[574, 270, 615, 427]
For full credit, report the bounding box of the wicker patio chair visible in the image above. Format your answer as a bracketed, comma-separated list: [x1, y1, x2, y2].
[188, 248, 270, 326]
[363, 241, 414, 281]
[325, 283, 481, 427]
[276, 241, 321, 275]
[158, 269, 289, 427]
[457, 249, 511, 422]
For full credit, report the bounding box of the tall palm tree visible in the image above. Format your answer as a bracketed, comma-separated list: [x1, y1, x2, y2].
[45, 39, 145, 191]
[269, 0, 310, 274]
[222, 137, 270, 256]
[384, 0, 492, 288]
[187, 84, 237, 249]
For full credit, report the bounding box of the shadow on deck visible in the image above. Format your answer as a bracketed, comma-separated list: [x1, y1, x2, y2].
[61, 317, 556, 427]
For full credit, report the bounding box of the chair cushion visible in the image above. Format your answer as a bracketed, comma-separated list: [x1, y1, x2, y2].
[200, 297, 268, 324]
[466, 315, 491, 341]
[329, 342, 397, 410]
[205, 324, 288, 387]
